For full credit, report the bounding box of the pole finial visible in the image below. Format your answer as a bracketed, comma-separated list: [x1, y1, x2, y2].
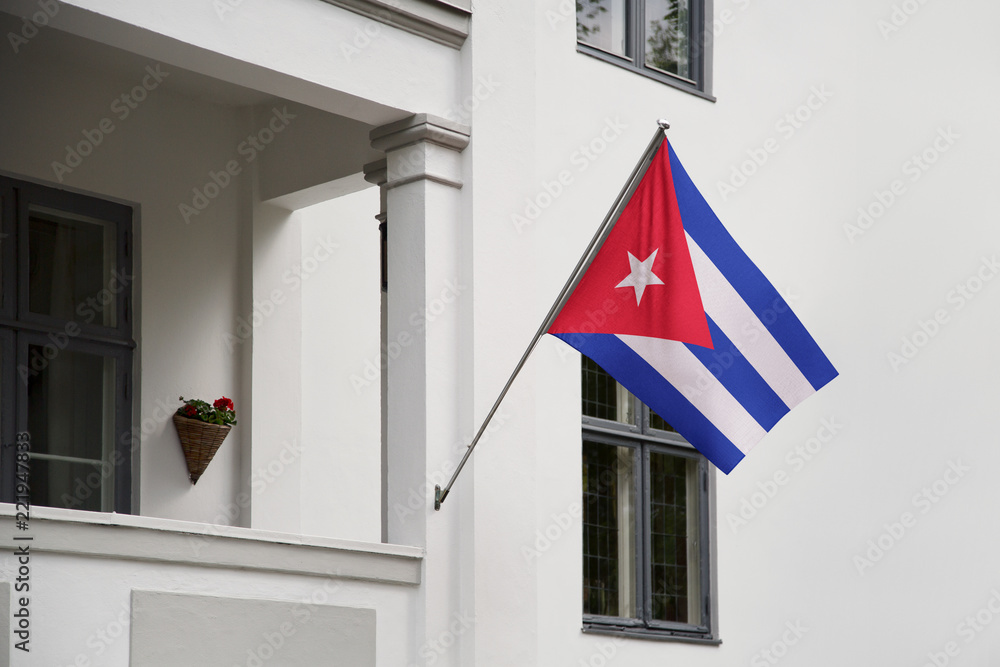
[657, 118, 671, 130]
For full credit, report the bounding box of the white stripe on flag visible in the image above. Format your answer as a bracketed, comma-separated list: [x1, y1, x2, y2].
[685, 233, 815, 409]
[617, 334, 766, 454]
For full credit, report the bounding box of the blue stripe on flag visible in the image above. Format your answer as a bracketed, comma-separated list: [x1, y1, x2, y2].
[555, 332, 746, 473]
[685, 316, 790, 431]
[666, 144, 839, 391]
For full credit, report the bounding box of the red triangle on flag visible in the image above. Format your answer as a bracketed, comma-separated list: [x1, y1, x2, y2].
[548, 142, 713, 349]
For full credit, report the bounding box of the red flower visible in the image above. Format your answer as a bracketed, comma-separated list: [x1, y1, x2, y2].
[214, 397, 235, 412]
[183, 405, 198, 417]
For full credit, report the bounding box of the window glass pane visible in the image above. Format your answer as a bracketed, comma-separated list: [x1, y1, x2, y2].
[649, 451, 700, 624]
[30, 459, 105, 512]
[26, 345, 116, 511]
[1, 192, 6, 308]
[582, 357, 634, 424]
[645, 0, 691, 79]
[577, 0, 627, 57]
[648, 407, 676, 432]
[29, 205, 117, 327]
[583, 440, 637, 618]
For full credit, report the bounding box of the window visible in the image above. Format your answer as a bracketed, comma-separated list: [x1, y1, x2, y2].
[0, 176, 134, 513]
[576, 0, 713, 98]
[581, 357, 717, 641]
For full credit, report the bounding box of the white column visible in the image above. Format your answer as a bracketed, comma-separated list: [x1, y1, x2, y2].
[371, 114, 471, 665]
[249, 202, 303, 533]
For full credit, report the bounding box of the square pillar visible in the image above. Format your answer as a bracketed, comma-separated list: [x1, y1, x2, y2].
[370, 114, 470, 547]
[370, 114, 471, 666]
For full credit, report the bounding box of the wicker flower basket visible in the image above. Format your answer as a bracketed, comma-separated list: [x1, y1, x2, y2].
[172, 414, 232, 484]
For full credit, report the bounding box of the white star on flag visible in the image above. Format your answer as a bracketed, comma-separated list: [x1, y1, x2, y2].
[616, 249, 664, 305]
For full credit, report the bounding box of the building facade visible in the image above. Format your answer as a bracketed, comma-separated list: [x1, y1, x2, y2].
[0, 0, 997, 664]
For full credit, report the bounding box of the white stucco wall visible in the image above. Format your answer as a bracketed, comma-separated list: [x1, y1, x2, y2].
[486, 1, 1000, 666]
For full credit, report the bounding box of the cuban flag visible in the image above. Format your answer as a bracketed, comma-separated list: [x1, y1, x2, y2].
[549, 138, 837, 473]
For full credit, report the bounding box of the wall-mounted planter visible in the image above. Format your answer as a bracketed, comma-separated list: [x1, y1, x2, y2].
[172, 414, 232, 484]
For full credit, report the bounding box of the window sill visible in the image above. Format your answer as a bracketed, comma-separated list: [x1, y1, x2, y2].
[576, 45, 717, 103]
[583, 623, 722, 645]
[0, 504, 423, 586]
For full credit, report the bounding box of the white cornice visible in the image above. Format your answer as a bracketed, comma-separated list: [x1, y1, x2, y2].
[320, 0, 471, 48]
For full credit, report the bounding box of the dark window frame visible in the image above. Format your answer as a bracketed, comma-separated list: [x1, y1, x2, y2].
[576, 0, 715, 101]
[582, 363, 719, 643]
[0, 175, 135, 514]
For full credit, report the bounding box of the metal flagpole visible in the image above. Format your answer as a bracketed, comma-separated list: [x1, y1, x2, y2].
[434, 119, 671, 510]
